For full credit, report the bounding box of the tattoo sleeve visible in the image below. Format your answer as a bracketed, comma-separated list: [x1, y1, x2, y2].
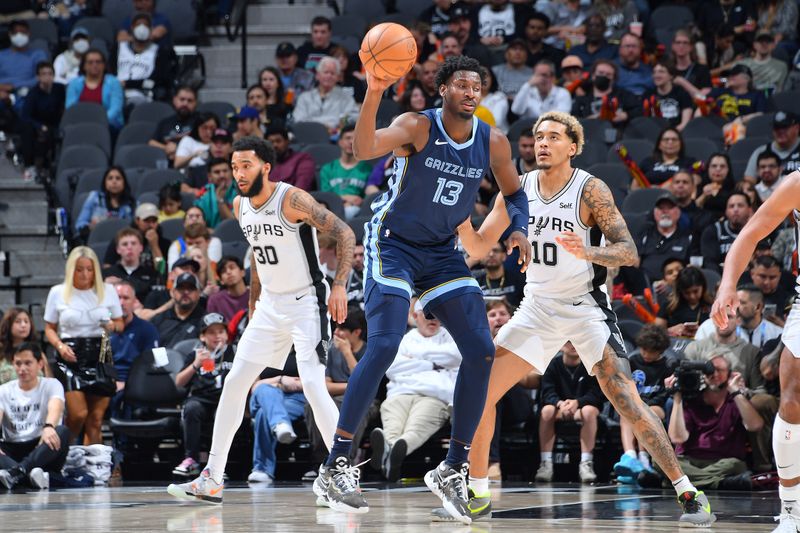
[248, 250, 261, 316]
[581, 178, 640, 267]
[289, 190, 356, 287]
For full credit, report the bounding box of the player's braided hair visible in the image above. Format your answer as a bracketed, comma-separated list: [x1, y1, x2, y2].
[434, 55, 486, 89]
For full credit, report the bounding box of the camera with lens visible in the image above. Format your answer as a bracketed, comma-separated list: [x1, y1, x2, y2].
[671, 360, 715, 399]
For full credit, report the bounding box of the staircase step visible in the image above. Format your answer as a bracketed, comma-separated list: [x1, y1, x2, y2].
[244, 4, 335, 27]
[0, 226, 49, 237]
[0, 250, 67, 280]
[0, 200, 49, 229]
[199, 88, 248, 106]
[0, 234, 64, 253]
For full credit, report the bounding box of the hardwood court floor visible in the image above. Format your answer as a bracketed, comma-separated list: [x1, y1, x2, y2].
[0, 482, 782, 532]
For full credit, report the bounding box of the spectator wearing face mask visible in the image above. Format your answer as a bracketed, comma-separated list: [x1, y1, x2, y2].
[54, 27, 90, 85]
[116, 12, 176, 105]
[0, 20, 49, 95]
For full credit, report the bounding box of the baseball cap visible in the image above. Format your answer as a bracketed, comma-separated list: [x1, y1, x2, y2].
[201, 312, 227, 331]
[755, 30, 774, 42]
[561, 55, 584, 70]
[172, 257, 201, 273]
[729, 64, 753, 78]
[70, 27, 89, 39]
[211, 128, 232, 142]
[655, 192, 678, 207]
[507, 38, 527, 51]
[135, 203, 159, 220]
[773, 111, 799, 129]
[174, 272, 201, 290]
[275, 42, 296, 58]
[236, 106, 260, 120]
[450, 5, 470, 20]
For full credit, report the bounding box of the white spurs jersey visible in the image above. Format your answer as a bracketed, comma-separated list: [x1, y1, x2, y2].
[238, 182, 327, 296]
[522, 168, 608, 299]
[795, 209, 800, 295]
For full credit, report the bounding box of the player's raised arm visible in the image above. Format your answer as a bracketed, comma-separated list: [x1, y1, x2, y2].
[457, 195, 514, 265]
[488, 127, 531, 268]
[285, 188, 356, 323]
[712, 172, 800, 328]
[352, 73, 428, 161]
[556, 177, 639, 267]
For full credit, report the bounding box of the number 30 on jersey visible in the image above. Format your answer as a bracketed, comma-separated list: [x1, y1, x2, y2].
[253, 245, 278, 265]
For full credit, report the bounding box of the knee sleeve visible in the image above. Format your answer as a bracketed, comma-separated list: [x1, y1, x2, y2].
[774, 415, 800, 480]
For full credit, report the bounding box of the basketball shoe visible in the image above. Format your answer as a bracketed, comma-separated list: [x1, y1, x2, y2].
[425, 461, 471, 524]
[167, 468, 224, 504]
[316, 456, 369, 513]
[677, 490, 716, 527]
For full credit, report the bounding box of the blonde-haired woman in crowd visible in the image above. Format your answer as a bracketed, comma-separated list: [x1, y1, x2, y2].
[44, 247, 123, 444]
[186, 245, 219, 297]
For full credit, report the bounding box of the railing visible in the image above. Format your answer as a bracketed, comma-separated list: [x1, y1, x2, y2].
[225, 0, 252, 89]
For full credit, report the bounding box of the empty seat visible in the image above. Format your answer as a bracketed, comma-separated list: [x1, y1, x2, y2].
[332, 15, 367, 38]
[222, 240, 249, 262]
[769, 91, 800, 115]
[58, 145, 109, 173]
[27, 18, 58, 48]
[135, 169, 184, 196]
[158, 0, 197, 43]
[72, 17, 116, 48]
[745, 113, 775, 139]
[621, 188, 665, 214]
[101, 0, 134, 32]
[305, 143, 341, 169]
[309, 191, 345, 221]
[682, 117, 724, 145]
[196, 102, 235, 126]
[507, 118, 536, 141]
[587, 162, 630, 208]
[623, 116, 669, 143]
[62, 123, 112, 158]
[61, 102, 109, 129]
[214, 218, 247, 244]
[160, 218, 185, 241]
[116, 122, 158, 151]
[74, 168, 108, 197]
[343, 0, 387, 20]
[88, 218, 130, 245]
[683, 137, 720, 163]
[607, 139, 654, 165]
[580, 118, 618, 145]
[128, 101, 175, 124]
[728, 136, 770, 163]
[113, 144, 168, 169]
[573, 141, 607, 169]
[291, 122, 331, 144]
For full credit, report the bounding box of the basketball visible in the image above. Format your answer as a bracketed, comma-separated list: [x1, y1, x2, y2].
[358, 23, 417, 81]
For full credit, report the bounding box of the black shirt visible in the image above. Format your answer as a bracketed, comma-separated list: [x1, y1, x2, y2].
[296, 42, 337, 72]
[21, 83, 65, 129]
[629, 352, 677, 408]
[540, 355, 605, 409]
[525, 43, 567, 75]
[635, 223, 697, 282]
[152, 303, 207, 348]
[571, 87, 642, 126]
[642, 85, 692, 128]
[639, 155, 697, 185]
[475, 268, 526, 309]
[657, 299, 710, 327]
[152, 112, 195, 144]
[675, 63, 712, 91]
[102, 263, 160, 302]
[182, 344, 236, 404]
[701, 220, 740, 272]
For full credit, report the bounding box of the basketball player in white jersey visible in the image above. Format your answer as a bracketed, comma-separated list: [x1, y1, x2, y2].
[711, 173, 800, 533]
[439, 111, 715, 526]
[167, 136, 356, 503]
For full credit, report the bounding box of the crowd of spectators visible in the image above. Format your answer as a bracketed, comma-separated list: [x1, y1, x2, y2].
[0, 0, 798, 489]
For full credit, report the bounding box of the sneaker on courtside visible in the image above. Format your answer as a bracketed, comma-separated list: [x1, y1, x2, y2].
[425, 461, 472, 525]
[613, 453, 644, 478]
[317, 456, 369, 514]
[772, 502, 800, 533]
[579, 460, 597, 483]
[172, 457, 201, 477]
[167, 468, 224, 504]
[28, 467, 49, 490]
[677, 490, 716, 527]
[535, 460, 553, 482]
[431, 488, 492, 522]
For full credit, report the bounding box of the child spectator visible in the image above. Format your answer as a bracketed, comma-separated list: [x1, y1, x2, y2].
[158, 182, 185, 223]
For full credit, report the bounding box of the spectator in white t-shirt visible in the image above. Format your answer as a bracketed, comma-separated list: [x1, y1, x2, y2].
[0, 343, 69, 490]
[44, 246, 123, 445]
[174, 112, 220, 169]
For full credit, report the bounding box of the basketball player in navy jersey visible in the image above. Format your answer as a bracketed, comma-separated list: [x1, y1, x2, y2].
[167, 136, 355, 503]
[314, 56, 531, 523]
[712, 172, 800, 533]
[444, 111, 715, 527]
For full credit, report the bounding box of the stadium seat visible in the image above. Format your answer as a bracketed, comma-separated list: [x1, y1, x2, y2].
[309, 191, 345, 221]
[291, 122, 331, 144]
[588, 162, 630, 208]
[88, 218, 130, 246]
[682, 117, 725, 145]
[27, 18, 58, 49]
[623, 210, 649, 237]
[622, 116, 669, 143]
[507, 118, 536, 141]
[113, 145, 168, 169]
[74, 169, 108, 197]
[305, 143, 342, 168]
[214, 218, 247, 244]
[171, 338, 201, 358]
[160, 218, 185, 241]
[621, 188, 664, 214]
[137, 191, 158, 207]
[181, 192, 195, 211]
[683, 137, 720, 164]
[116, 122, 158, 152]
[573, 141, 607, 169]
[357, 191, 380, 217]
[158, 0, 197, 44]
[745, 113, 775, 139]
[617, 319, 644, 342]
[612, 301, 644, 323]
[62, 123, 112, 159]
[73, 17, 116, 48]
[60, 102, 109, 130]
[343, 0, 387, 20]
[702, 268, 722, 294]
[55, 167, 105, 209]
[70, 191, 91, 229]
[58, 145, 109, 173]
[135, 169, 184, 196]
[332, 15, 367, 39]
[730, 159, 748, 181]
[769, 91, 800, 115]
[128, 101, 176, 125]
[222, 241, 249, 262]
[580, 118, 618, 145]
[197, 102, 236, 127]
[101, 0, 134, 32]
[728, 136, 770, 163]
[377, 98, 401, 128]
[607, 139, 654, 165]
[348, 215, 371, 242]
[648, 5, 694, 41]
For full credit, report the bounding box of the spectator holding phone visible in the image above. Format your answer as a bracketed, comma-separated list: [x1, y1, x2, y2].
[655, 266, 712, 338]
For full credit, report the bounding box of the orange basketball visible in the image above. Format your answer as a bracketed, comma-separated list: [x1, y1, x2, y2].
[358, 23, 417, 81]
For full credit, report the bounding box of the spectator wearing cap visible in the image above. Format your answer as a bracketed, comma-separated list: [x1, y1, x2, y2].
[631, 192, 697, 283]
[744, 111, 800, 181]
[642, 60, 694, 131]
[102, 227, 160, 302]
[265, 125, 315, 191]
[117, 0, 172, 47]
[615, 33, 654, 96]
[703, 64, 766, 123]
[140, 257, 202, 320]
[296, 16, 337, 72]
[54, 27, 90, 85]
[116, 12, 175, 105]
[152, 272, 206, 348]
[521, 12, 566, 72]
[568, 15, 617, 67]
[232, 106, 263, 142]
[103, 202, 170, 270]
[733, 31, 788, 92]
[559, 55, 587, 95]
[511, 58, 571, 120]
[320, 123, 373, 219]
[274, 42, 314, 102]
[0, 20, 48, 95]
[292, 56, 359, 135]
[420, 0, 463, 37]
[207, 256, 249, 322]
[492, 39, 534, 103]
[445, 5, 494, 67]
[184, 128, 233, 194]
[476, 0, 531, 48]
[149, 85, 198, 163]
[172, 312, 236, 477]
[194, 157, 236, 229]
[174, 112, 220, 169]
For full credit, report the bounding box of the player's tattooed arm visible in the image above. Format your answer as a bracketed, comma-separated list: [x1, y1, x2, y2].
[248, 249, 261, 318]
[557, 177, 639, 267]
[287, 189, 356, 288]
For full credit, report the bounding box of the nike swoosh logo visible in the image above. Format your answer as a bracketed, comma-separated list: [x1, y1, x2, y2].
[295, 294, 305, 301]
[572, 302, 581, 306]
[434, 139, 448, 145]
[464, 445, 471, 450]
[209, 486, 223, 496]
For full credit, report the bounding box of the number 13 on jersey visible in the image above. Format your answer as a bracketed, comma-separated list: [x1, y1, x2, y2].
[432, 178, 463, 206]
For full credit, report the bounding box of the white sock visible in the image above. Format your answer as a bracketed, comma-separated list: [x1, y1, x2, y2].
[469, 476, 489, 495]
[672, 475, 697, 496]
[580, 452, 593, 463]
[638, 451, 651, 468]
[780, 483, 800, 516]
[540, 452, 552, 463]
[624, 449, 637, 459]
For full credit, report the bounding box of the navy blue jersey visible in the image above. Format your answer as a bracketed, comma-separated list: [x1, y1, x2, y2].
[370, 108, 491, 246]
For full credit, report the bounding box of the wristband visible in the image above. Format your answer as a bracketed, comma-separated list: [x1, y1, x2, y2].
[43, 423, 55, 430]
[503, 188, 530, 236]
[193, 363, 201, 371]
[730, 390, 742, 399]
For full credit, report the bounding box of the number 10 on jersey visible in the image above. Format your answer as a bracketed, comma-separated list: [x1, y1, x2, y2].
[531, 240, 557, 266]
